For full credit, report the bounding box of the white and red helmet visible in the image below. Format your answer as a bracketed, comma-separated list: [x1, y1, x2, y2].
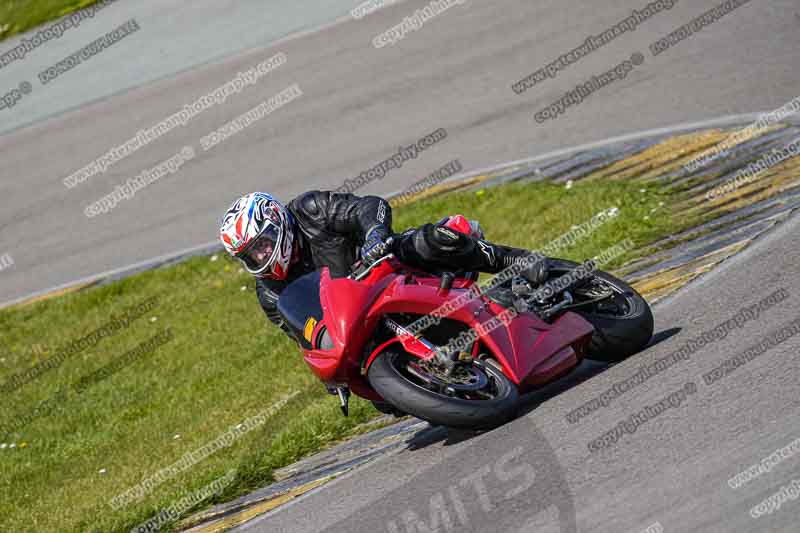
[219, 193, 296, 279]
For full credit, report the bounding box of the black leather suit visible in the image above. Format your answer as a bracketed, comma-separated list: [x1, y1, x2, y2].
[255, 190, 531, 333]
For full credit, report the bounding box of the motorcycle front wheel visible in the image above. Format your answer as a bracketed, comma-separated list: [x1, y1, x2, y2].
[368, 347, 518, 429]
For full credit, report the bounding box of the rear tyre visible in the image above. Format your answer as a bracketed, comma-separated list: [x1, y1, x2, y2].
[368, 347, 518, 429]
[547, 259, 653, 362]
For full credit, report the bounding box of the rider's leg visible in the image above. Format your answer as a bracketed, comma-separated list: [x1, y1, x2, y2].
[392, 224, 548, 283]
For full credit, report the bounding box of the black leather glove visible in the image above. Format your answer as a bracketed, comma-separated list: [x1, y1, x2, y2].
[361, 225, 391, 264]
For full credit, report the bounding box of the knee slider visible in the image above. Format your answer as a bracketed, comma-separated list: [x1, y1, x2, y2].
[425, 223, 471, 252]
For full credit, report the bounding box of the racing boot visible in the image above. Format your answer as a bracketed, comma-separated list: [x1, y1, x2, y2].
[492, 245, 550, 287]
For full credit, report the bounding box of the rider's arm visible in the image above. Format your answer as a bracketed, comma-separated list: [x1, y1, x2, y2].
[255, 278, 292, 335]
[293, 190, 393, 242]
[330, 192, 393, 242]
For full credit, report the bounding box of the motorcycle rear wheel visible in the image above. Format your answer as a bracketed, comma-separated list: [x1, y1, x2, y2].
[547, 258, 653, 362]
[368, 348, 519, 429]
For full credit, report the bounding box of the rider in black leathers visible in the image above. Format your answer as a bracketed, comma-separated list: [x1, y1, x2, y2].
[235, 191, 545, 335]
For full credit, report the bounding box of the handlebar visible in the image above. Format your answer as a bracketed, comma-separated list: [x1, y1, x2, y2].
[366, 236, 394, 263]
[349, 236, 395, 280]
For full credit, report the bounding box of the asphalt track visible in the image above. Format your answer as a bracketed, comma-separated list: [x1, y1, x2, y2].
[234, 198, 800, 533]
[0, 0, 799, 305]
[0, 2, 798, 532]
[0, 0, 366, 135]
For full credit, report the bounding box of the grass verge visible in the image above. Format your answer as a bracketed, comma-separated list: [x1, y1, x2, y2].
[0, 1, 107, 43]
[0, 178, 693, 532]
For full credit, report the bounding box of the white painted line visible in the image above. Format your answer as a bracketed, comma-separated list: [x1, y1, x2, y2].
[425, 112, 775, 193]
[0, 240, 221, 309]
[5, 111, 792, 309]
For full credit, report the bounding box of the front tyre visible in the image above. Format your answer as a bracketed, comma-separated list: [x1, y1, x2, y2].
[368, 348, 519, 429]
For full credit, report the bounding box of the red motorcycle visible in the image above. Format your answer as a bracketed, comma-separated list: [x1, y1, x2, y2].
[277, 218, 653, 429]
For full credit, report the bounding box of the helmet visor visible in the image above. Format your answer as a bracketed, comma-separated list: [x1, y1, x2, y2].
[238, 225, 281, 274]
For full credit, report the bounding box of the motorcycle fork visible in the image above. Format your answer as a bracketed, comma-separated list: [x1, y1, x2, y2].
[383, 317, 456, 371]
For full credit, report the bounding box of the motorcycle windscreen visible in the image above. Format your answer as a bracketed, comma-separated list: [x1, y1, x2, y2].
[277, 270, 323, 349]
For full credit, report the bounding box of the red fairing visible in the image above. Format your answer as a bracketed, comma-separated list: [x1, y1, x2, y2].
[299, 255, 594, 400]
[302, 265, 394, 385]
[364, 276, 593, 392]
[477, 303, 593, 389]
